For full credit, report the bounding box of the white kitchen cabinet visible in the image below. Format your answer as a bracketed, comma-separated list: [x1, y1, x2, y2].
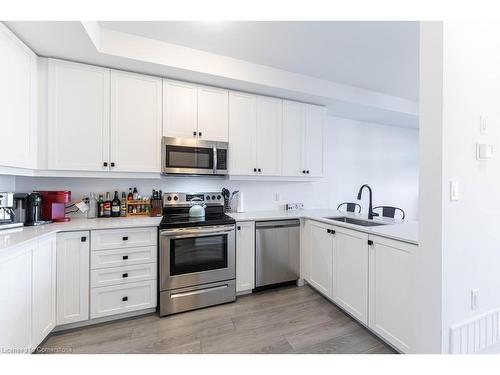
[256, 96, 282, 176]
[308, 220, 334, 298]
[333, 226, 369, 325]
[110, 70, 162, 172]
[162, 79, 198, 139]
[282, 100, 306, 177]
[304, 104, 326, 177]
[56, 231, 90, 325]
[229, 91, 258, 175]
[197, 85, 229, 141]
[368, 235, 416, 353]
[0, 24, 37, 169]
[32, 235, 57, 348]
[236, 221, 255, 293]
[0, 243, 34, 353]
[47, 59, 110, 171]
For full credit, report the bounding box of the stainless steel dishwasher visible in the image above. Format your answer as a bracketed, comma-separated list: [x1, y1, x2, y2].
[255, 219, 300, 289]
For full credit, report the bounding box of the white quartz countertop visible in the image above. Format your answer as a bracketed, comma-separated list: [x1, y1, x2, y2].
[227, 209, 419, 245]
[0, 216, 162, 252]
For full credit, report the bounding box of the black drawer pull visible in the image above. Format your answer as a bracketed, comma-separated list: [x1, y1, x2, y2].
[122, 255, 129, 260]
[81, 236, 86, 242]
[237, 226, 241, 230]
[368, 240, 374, 246]
[122, 273, 128, 278]
[122, 236, 128, 241]
[122, 296, 128, 302]
[103, 162, 108, 167]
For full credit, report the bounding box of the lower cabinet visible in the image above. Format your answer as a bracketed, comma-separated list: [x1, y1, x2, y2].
[0, 243, 34, 353]
[333, 227, 369, 325]
[308, 220, 334, 299]
[235, 221, 255, 292]
[32, 235, 57, 347]
[56, 231, 90, 325]
[368, 235, 416, 353]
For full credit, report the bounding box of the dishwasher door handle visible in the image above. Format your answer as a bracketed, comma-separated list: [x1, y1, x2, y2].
[255, 220, 300, 229]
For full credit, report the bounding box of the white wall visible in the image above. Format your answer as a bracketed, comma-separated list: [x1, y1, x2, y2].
[0, 175, 15, 191]
[14, 116, 419, 219]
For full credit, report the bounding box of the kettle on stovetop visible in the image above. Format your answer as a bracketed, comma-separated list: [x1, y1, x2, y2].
[189, 197, 206, 218]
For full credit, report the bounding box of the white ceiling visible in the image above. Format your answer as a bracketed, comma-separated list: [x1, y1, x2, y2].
[99, 21, 419, 101]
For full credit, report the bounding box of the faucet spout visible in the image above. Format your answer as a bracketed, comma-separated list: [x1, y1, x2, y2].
[357, 184, 378, 220]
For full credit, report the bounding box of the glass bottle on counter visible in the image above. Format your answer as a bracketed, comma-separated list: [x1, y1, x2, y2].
[133, 187, 138, 200]
[103, 192, 112, 217]
[98, 194, 104, 218]
[87, 192, 97, 219]
[111, 191, 121, 217]
[121, 192, 127, 217]
[127, 188, 133, 201]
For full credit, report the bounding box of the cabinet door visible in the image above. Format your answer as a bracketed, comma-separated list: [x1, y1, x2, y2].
[48, 59, 110, 171]
[369, 235, 415, 353]
[308, 220, 334, 298]
[305, 104, 326, 177]
[163, 79, 198, 139]
[110, 70, 162, 172]
[56, 231, 90, 325]
[333, 226, 368, 325]
[0, 244, 33, 352]
[228, 91, 257, 175]
[0, 24, 37, 169]
[32, 235, 56, 347]
[197, 85, 229, 142]
[256, 96, 282, 176]
[282, 100, 306, 177]
[236, 221, 255, 292]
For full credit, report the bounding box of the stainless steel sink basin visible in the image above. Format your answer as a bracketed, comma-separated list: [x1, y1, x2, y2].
[324, 216, 388, 227]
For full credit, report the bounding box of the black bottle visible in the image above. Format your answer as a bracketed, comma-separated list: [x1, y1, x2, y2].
[111, 191, 121, 217]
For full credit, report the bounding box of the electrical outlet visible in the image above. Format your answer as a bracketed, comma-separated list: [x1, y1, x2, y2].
[274, 193, 280, 202]
[450, 181, 459, 201]
[480, 116, 487, 135]
[471, 289, 479, 310]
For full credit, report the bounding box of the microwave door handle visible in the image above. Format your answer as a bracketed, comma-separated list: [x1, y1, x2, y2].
[213, 146, 217, 174]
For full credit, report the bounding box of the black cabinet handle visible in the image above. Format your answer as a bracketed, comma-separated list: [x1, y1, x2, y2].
[103, 162, 108, 167]
[327, 229, 330, 234]
[193, 131, 197, 136]
[122, 273, 128, 278]
[110, 162, 115, 167]
[258, 168, 261, 172]
[237, 226, 241, 230]
[122, 296, 128, 302]
[332, 230, 336, 235]
[198, 132, 202, 137]
[253, 168, 257, 172]
[368, 240, 374, 246]
[306, 170, 310, 174]
[302, 170, 306, 174]
[122, 255, 129, 260]
[81, 236, 86, 242]
[122, 236, 128, 241]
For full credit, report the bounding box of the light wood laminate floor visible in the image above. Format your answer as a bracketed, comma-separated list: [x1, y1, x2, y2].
[41, 286, 396, 354]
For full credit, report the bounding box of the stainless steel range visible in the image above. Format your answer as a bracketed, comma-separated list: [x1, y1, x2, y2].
[159, 192, 236, 316]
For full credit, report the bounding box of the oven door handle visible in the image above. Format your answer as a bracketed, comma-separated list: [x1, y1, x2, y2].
[160, 225, 235, 237]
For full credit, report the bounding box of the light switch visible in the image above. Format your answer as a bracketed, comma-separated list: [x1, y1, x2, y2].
[476, 143, 494, 160]
[450, 181, 459, 201]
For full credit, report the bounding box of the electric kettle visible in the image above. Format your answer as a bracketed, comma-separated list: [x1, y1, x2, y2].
[189, 198, 206, 218]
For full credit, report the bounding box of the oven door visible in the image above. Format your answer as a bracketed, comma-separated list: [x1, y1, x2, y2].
[159, 225, 236, 291]
[162, 137, 219, 175]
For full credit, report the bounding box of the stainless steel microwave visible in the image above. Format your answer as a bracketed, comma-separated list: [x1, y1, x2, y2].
[161, 137, 228, 176]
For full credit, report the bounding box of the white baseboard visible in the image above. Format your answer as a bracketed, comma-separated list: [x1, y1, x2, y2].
[450, 308, 500, 354]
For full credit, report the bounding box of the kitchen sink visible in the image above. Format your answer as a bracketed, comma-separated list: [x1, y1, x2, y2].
[324, 216, 388, 227]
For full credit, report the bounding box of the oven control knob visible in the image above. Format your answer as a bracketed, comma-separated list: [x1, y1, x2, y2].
[211, 195, 215, 200]
[173, 196, 178, 201]
[217, 195, 221, 200]
[206, 195, 210, 200]
[167, 196, 172, 201]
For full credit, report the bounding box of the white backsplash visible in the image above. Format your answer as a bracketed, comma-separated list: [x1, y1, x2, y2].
[12, 116, 420, 220]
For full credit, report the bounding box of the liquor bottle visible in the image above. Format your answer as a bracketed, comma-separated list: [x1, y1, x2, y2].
[97, 194, 104, 218]
[127, 188, 133, 201]
[133, 187, 138, 200]
[111, 191, 121, 217]
[103, 192, 112, 217]
[120, 192, 127, 217]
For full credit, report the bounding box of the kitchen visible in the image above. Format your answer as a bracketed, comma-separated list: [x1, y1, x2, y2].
[2, 11, 500, 368]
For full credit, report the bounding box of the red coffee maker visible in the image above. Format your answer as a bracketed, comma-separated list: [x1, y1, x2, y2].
[40, 191, 71, 222]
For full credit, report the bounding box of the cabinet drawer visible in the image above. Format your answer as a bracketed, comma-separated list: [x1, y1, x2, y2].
[91, 227, 157, 251]
[91, 246, 157, 269]
[91, 263, 157, 288]
[90, 280, 157, 319]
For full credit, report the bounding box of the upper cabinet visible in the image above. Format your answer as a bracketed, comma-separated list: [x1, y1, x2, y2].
[256, 96, 282, 176]
[163, 80, 229, 142]
[305, 104, 326, 177]
[0, 24, 37, 169]
[47, 59, 162, 173]
[110, 70, 162, 173]
[47, 59, 110, 171]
